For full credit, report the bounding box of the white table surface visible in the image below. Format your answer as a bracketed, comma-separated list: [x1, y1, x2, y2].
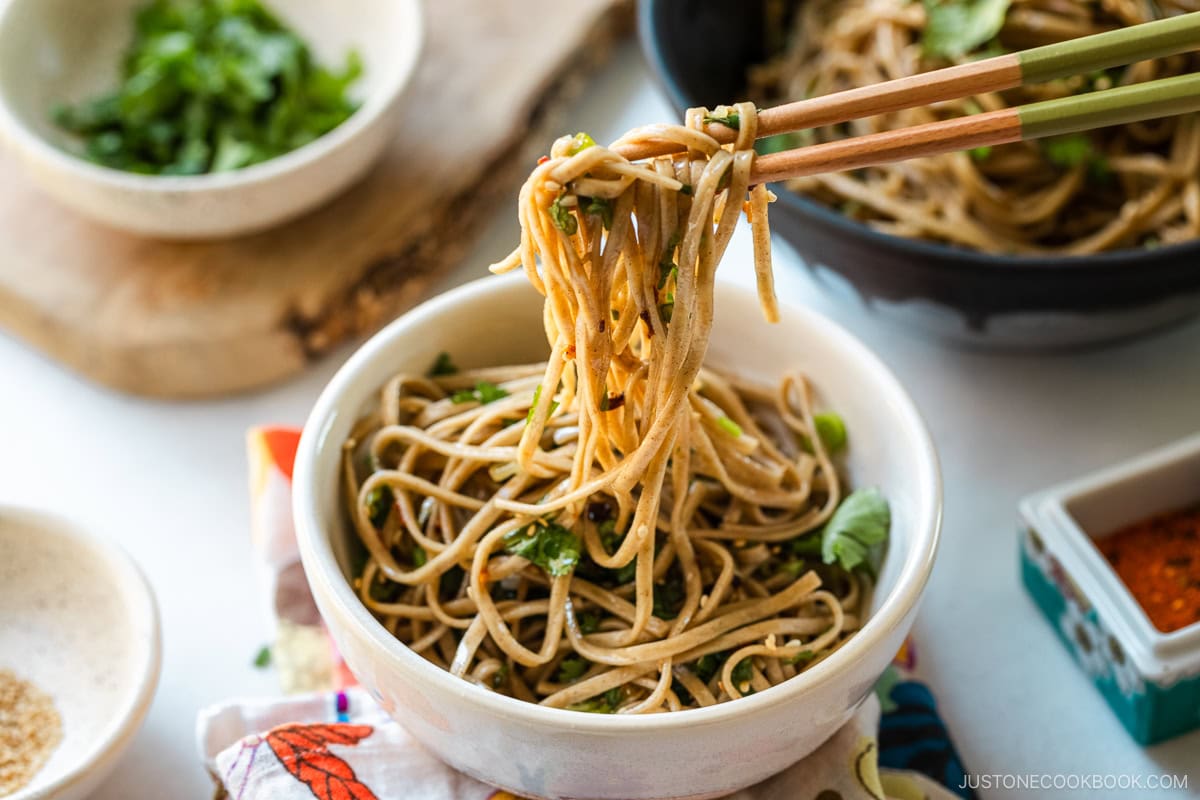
[2, 45, 1198, 800]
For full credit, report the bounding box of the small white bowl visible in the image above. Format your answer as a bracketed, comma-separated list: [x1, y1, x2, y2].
[0, 506, 161, 800]
[293, 273, 943, 800]
[0, 0, 423, 239]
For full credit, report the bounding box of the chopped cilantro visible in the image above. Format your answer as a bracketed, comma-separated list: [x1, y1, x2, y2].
[252, 645, 271, 669]
[492, 663, 509, 689]
[503, 521, 581, 577]
[754, 131, 812, 156]
[578, 610, 602, 634]
[568, 686, 623, 713]
[694, 653, 721, 683]
[583, 196, 614, 229]
[922, 0, 1011, 60]
[557, 656, 589, 683]
[365, 485, 393, 529]
[652, 571, 687, 620]
[730, 657, 753, 688]
[1041, 133, 1110, 180]
[52, 0, 362, 175]
[597, 519, 636, 584]
[412, 545, 428, 567]
[821, 488, 891, 576]
[428, 352, 458, 377]
[451, 381, 510, 405]
[789, 533, 823, 558]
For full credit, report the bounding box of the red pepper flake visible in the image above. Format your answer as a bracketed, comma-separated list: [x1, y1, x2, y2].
[1098, 505, 1200, 632]
[537, 156, 550, 165]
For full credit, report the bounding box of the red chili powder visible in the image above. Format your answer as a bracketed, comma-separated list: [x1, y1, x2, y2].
[1098, 505, 1200, 633]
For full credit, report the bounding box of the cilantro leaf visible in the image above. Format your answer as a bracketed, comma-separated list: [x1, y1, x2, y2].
[503, 521, 581, 577]
[557, 656, 589, 683]
[365, 485, 393, 529]
[428, 352, 458, 377]
[53, 0, 361, 175]
[451, 381, 509, 405]
[821, 488, 891, 576]
[476, 381, 509, 404]
[1042, 133, 1093, 168]
[1041, 133, 1110, 180]
[578, 611, 602, 634]
[252, 645, 271, 669]
[730, 657, 753, 688]
[583, 196, 614, 230]
[568, 686, 623, 713]
[922, 0, 1011, 60]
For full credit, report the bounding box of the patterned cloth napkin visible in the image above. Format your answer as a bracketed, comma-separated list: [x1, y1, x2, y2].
[195, 427, 974, 800]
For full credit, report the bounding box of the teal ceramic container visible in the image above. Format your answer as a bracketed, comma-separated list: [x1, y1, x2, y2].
[1018, 434, 1200, 745]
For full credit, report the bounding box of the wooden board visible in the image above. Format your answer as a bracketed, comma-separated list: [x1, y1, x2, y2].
[0, 0, 632, 398]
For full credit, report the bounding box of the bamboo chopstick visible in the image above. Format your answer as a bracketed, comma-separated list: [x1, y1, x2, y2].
[615, 11, 1200, 162]
[749, 71, 1200, 184]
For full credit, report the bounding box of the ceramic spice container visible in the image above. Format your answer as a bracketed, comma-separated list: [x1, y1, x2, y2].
[1018, 433, 1200, 745]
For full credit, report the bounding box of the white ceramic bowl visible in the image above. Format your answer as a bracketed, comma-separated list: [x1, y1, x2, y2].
[0, 0, 422, 239]
[0, 506, 161, 800]
[293, 273, 942, 800]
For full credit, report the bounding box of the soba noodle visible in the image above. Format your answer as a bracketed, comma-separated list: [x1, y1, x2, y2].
[749, 0, 1200, 254]
[343, 103, 884, 712]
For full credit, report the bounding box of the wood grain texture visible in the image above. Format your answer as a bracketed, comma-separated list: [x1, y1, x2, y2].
[751, 108, 1024, 184]
[615, 54, 1023, 162]
[0, 0, 632, 398]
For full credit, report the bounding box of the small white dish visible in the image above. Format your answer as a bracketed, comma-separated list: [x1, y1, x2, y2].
[293, 272, 943, 800]
[0, 506, 161, 800]
[1019, 433, 1200, 744]
[0, 0, 423, 239]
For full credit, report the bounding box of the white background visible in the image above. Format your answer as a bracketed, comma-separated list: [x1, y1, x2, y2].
[1, 45, 1198, 799]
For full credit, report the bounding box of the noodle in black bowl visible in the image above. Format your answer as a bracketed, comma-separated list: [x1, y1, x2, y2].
[293, 273, 941, 800]
[639, 0, 1200, 348]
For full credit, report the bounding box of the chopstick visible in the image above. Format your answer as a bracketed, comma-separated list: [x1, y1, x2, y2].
[750, 71, 1200, 183]
[614, 11, 1200, 173]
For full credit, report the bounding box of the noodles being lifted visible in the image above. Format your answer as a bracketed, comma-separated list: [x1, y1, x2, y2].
[343, 103, 888, 712]
[749, 0, 1200, 254]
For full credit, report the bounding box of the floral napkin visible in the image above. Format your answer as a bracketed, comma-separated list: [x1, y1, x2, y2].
[195, 427, 974, 800]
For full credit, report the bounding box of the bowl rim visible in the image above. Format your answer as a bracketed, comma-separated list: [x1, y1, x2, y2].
[0, 504, 162, 800]
[293, 272, 943, 733]
[0, 0, 423, 193]
[635, 0, 1200, 272]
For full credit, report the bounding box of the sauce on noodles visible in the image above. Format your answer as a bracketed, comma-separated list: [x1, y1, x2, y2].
[343, 104, 890, 712]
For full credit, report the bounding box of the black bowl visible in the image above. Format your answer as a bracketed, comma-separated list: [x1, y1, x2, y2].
[638, 0, 1200, 348]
